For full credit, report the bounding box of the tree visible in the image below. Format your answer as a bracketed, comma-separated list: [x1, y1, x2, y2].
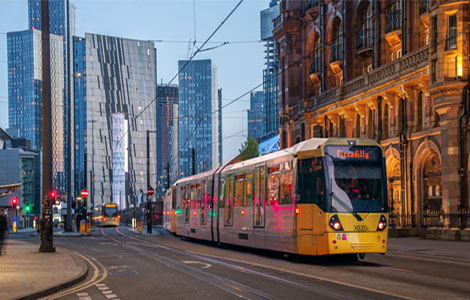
[239, 136, 259, 161]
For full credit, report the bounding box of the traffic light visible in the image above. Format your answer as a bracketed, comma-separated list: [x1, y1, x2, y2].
[11, 197, 18, 209]
[25, 204, 31, 213]
[50, 190, 59, 205]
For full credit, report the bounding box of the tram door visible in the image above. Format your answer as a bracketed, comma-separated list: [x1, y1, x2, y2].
[253, 166, 266, 227]
[224, 174, 234, 226]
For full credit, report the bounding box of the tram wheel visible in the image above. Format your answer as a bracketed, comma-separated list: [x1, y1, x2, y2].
[358, 253, 366, 260]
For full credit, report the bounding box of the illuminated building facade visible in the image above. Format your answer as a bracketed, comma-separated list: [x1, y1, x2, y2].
[274, 0, 470, 231]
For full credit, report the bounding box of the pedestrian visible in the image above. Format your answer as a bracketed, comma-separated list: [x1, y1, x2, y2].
[0, 210, 8, 256]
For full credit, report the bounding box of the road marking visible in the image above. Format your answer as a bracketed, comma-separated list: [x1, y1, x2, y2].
[186, 250, 419, 300]
[95, 283, 106, 287]
[102, 290, 112, 294]
[105, 294, 118, 299]
[98, 286, 109, 290]
[76, 293, 88, 296]
[76, 292, 91, 300]
[182, 260, 212, 269]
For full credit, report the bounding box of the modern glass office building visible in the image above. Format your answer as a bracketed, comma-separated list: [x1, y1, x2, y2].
[260, 1, 280, 136]
[73, 33, 158, 210]
[156, 84, 179, 199]
[178, 59, 220, 178]
[7, 29, 65, 192]
[248, 91, 265, 140]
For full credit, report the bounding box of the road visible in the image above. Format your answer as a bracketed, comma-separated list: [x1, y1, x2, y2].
[14, 227, 470, 300]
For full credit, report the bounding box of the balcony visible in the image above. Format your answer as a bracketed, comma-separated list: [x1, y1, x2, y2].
[385, 9, 402, 47]
[357, 28, 373, 55]
[309, 56, 321, 83]
[330, 43, 343, 74]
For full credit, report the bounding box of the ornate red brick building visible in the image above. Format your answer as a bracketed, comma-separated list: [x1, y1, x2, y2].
[274, 0, 470, 232]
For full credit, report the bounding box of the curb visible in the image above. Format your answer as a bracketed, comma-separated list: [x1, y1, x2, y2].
[15, 249, 89, 300]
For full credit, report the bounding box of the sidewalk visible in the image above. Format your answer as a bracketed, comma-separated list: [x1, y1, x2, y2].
[387, 237, 470, 261]
[0, 238, 88, 300]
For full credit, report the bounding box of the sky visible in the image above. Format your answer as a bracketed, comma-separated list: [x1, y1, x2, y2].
[0, 0, 269, 163]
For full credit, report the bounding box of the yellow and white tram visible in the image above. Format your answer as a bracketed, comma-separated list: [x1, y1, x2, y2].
[94, 203, 120, 227]
[164, 138, 388, 257]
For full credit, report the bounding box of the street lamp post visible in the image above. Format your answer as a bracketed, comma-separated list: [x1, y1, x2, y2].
[146, 130, 157, 234]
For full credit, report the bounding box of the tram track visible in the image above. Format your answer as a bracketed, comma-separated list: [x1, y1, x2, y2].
[110, 227, 407, 300]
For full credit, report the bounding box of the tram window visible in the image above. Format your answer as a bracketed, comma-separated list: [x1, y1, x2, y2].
[225, 175, 234, 225]
[244, 172, 254, 207]
[200, 181, 206, 211]
[219, 177, 225, 208]
[267, 166, 280, 205]
[297, 158, 326, 210]
[172, 188, 176, 210]
[190, 185, 197, 209]
[254, 166, 266, 226]
[235, 174, 244, 207]
[207, 179, 213, 209]
[280, 162, 293, 205]
[196, 184, 201, 209]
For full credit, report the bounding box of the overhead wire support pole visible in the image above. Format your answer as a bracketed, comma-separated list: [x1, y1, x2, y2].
[146, 130, 157, 234]
[39, 0, 55, 253]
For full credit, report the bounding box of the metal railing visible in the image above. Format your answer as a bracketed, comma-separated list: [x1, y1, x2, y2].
[385, 9, 401, 33]
[389, 211, 470, 229]
[330, 43, 343, 62]
[357, 28, 373, 49]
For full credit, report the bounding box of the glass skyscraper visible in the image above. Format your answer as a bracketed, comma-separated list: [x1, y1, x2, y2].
[156, 84, 179, 199]
[7, 29, 66, 192]
[73, 33, 158, 210]
[178, 59, 220, 178]
[260, 1, 280, 136]
[248, 91, 265, 139]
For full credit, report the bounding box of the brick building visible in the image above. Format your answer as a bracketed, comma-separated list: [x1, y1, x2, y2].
[274, 0, 470, 231]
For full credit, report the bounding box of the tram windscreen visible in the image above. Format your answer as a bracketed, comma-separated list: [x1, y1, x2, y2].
[103, 206, 118, 217]
[324, 145, 387, 213]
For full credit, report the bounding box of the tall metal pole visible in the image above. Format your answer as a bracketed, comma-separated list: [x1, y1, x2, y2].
[75, 73, 81, 231]
[65, 0, 72, 232]
[40, 0, 55, 252]
[88, 119, 96, 224]
[146, 130, 152, 234]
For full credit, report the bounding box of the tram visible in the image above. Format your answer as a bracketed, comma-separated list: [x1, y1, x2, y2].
[163, 138, 388, 257]
[94, 203, 120, 227]
[163, 186, 177, 233]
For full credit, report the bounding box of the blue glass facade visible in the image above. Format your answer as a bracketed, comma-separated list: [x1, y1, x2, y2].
[178, 59, 220, 178]
[261, 1, 280, 136]
[156, 84, 179, 199]
[248, 91, 265, 139]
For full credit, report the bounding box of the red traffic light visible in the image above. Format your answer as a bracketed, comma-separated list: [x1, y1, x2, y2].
[12, 197, 18, 205]
[49, 191, 57, 198]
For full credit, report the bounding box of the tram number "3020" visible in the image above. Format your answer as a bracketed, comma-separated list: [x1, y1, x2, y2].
[353, 225, 369, 232]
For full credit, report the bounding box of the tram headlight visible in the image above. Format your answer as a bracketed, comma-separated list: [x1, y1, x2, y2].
[377, 215, 387, 231]
[329, 215, 344, 231]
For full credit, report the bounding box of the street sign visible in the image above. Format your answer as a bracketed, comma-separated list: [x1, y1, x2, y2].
[80, 219, 86, 234]
[147, 187, 155, 196]
[86, 222, 91, 235]
[137, 221, 143, 233]
[81, 189, 89, 198]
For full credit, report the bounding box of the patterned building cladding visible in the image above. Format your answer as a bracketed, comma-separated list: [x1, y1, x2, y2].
[156, 84, 179, 199]
[74, 33, 158, 209]
[7, 29, 66, 192]
[248, 91, 265, 139]
[28, 0, 76, 196]
[275, 0, 470, 230]
[178, 59, 220, 178]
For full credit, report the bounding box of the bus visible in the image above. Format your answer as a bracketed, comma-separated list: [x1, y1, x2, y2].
[164, 138, 388, 259]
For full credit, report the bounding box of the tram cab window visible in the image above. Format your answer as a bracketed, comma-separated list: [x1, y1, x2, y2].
[297, 158, 326, 210]
[280, 162, 293, 205]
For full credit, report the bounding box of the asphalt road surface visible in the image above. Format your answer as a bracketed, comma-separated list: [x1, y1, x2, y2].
[16, 227, 470, 300]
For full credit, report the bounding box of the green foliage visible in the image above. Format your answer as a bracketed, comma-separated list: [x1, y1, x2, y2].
[239, 136, 259, 161]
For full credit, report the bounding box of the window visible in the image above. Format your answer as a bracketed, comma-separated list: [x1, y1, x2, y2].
[244, 173, 254, 207]
[446, 14, 457, 50]
[431, 59, 437, 82]
[267, 166, 280, 205]
[432, 16, 438, 51]
[224, 175, 234, 225]
[219, 178, 225, 208]
[445, 55, 457, 78]
[234, 174, 244, 207]
[297, 158, 326, 210]
[254, 166, 266, 227]
[280, 162, 293, 205]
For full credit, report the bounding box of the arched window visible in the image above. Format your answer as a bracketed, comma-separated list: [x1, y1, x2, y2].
[357, 2, 373, 49]
[310, 35, 321, 76]
[330, 19, 343, 62]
